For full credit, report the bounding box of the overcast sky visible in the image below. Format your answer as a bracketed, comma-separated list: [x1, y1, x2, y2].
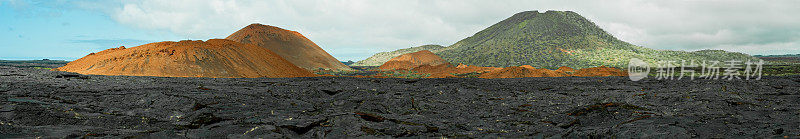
[2, 0, 799, 61]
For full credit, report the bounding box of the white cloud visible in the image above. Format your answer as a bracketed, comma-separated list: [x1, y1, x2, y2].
[80, 0, 800, 60]
[601, 22, 648, 45]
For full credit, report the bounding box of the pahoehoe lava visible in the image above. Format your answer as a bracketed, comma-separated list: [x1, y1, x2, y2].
[1, 66, 798, 138]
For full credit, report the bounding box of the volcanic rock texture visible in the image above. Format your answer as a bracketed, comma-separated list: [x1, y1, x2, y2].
[1, 66, 798, 138]
[55, 39, 315, 78]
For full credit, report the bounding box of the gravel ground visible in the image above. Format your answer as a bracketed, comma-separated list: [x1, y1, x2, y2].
[0, 65, 798, 138]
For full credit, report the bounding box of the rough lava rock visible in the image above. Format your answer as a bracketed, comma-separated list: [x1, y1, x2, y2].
[1, 66, 798, 138]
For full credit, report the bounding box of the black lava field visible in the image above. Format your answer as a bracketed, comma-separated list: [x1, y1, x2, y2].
[1, 65, 798, 138]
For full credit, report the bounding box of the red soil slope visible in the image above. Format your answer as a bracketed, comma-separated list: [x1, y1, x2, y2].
[453, 64, 504, 73]
[477, 65, 626, 79]
[556, 66, 576, 73]
[55, 39, 316, 78]
[226, 23, 352, 71]
[411, 63, 502, 78]
[572, 66, 628, 77]
[378, 50, 450, 70]
[479, 66, 568, 78]
[377, 60, 625, 79]
[411, 64, 458, 78]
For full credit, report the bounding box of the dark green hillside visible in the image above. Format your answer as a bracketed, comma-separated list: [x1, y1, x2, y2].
[436, 11, 634, 68]
[356, 10, 759, 69]
[435, 10, 758, 68]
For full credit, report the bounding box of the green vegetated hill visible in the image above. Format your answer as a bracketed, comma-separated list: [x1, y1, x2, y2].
[436, 10, 759, 69]
[356, 10, 759, 68]
[351, 45, 445, 66]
